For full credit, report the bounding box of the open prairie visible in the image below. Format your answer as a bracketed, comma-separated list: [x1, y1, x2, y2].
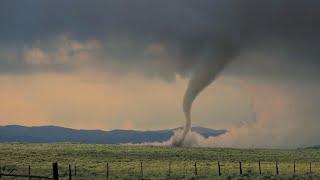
[1, 143, 320, 179]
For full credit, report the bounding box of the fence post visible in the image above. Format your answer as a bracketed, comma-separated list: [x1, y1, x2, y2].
[28, 165, 31, 180]
[68, 164, 72, 180]
[276, 161, 279, 175]
[140, 161, 143, 180]
[218, 161, 221, 176]
[309, 162, 312, 174]
[184, 164, 187, 179]
[194, 162, 197, 178]
[258, 160, 261, 175]
[293, 160, 296, 174]
[168, 161, 171, 180]
[0, 164, 2, 179]
[106, 162, 109, 179]
[74, 166, 76, 176]
[52, 162, 59, 180]
[239, 161, 242, 175]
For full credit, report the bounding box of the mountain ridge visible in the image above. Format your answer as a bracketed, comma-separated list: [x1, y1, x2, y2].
[0, 125, 226, 144]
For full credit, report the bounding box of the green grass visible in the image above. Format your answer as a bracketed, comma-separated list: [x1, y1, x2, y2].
[0, 143, 320, 179]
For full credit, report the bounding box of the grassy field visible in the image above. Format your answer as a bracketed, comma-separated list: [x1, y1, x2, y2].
[0, 143, 320, 179]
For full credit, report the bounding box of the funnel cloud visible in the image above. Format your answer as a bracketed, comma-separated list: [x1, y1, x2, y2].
[179, 41, 237, 146]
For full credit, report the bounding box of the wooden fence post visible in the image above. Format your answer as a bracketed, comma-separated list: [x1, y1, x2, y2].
[106, 162, 109, 179]
[218, 161, 221, 176]
[309, 162, 312, 174]
[168, 161, 171, 180]
[239, 161, 242, 175]
[0, 164, 2, 179]
[140, 161, 143, 180]
[293, 160, 296, 174]
[276, 161, 279, 175]
[258, 160, 261, 175]
[52, 162, 59, 180]
[194, 162, 197, 178]
[68, 164, 72, 180]
[28, 165, 31, 180]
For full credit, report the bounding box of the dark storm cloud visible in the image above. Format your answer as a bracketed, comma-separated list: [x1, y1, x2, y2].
[0, 0, 320, 77]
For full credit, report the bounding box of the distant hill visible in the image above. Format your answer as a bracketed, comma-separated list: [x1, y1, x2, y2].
[301, 145, 320, 150]
[0, 125, 226, 144]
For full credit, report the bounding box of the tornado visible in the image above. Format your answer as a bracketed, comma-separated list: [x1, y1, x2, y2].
[175, 60, 230, 146]
[176, 41, 237, 146]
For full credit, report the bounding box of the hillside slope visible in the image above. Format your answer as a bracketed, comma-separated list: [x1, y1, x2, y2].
[0, 125, 226, 144]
